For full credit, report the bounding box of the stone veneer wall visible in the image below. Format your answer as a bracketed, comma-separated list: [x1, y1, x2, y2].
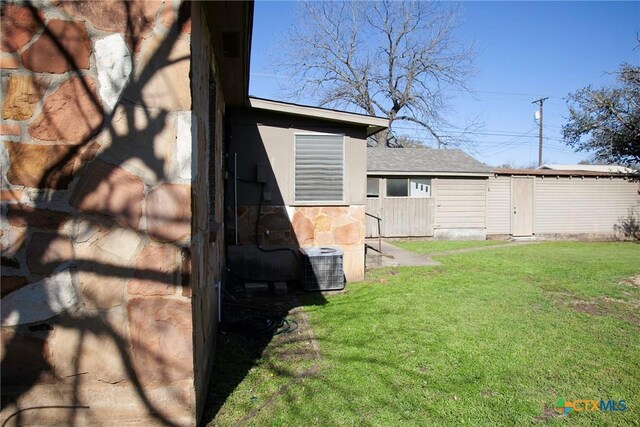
[1, 1, 197, 425]
[189, 2, 225, 422]
[229, 205, 366, 281]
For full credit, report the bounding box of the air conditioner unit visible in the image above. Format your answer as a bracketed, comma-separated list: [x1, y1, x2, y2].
[299, 247, 344, 291]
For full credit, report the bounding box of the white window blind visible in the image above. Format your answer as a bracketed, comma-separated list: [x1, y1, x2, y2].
[295, 134, 344, 202]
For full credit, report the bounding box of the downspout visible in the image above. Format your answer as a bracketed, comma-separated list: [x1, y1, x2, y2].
[234, 152, 238, 245]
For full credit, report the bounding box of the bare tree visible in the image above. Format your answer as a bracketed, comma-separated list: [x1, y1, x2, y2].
[279, 1, 476, 147]
[389, 133, 426, 148]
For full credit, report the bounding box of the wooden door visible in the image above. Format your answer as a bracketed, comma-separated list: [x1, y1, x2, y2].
[512, 178, 534, 236]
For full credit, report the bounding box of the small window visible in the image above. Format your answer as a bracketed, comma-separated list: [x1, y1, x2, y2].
[387, 178, 408, 197]
[295, 134, 344, 203]
[386, 178, 431, 198]
[367, 178, 379, 198]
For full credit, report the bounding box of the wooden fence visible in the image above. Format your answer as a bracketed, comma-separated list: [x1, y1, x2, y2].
[365, 198, 435, 237]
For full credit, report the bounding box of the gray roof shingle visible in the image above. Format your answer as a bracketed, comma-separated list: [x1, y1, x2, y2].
[367, 147, 491, 174]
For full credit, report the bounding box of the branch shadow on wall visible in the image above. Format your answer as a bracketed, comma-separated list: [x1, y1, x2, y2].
[2, 2, 333, 425]
[1, 2, 195, 426]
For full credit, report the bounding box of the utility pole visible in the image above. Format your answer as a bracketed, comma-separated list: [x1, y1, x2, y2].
[532, 97, 549, 167]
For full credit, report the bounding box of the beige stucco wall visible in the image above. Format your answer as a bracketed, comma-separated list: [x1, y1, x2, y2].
[230, 108, 367, 206]
[228, 109, 367, 281]
[257, 125, 366, 205]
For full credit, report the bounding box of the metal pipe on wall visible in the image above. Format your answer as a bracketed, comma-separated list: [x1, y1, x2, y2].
[234, 152, 238, 245]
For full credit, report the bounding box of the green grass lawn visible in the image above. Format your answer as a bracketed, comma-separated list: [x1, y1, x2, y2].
[208, 242, 640, 426]
[392, 239, 506, 254]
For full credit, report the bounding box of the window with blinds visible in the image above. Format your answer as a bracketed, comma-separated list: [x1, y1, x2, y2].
[295, 134, 344, 203]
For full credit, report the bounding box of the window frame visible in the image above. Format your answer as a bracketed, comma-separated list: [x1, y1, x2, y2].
[385, 177, 432, 198]
[366, 177, 380, 198]
[386, 177, 410, 197]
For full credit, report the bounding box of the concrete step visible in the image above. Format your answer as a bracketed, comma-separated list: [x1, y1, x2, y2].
[366, 253, 397, 268]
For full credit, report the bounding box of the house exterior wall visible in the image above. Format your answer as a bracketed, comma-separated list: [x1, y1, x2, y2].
[432, 177, 487, 240]
[230, 111, 367, 206]
[190, 3, 225, 422]
[365, 177, 435, 237]
[228, 109, 367, 281]
[365, 176, 488, 239]
[367, 173, 639, 240]
[486, 175, 511, 235]
[486, 175, 640, 238]
[534, 176, 640, 236]
[433, 178, 487, 229]
[1, 2, 198, 425]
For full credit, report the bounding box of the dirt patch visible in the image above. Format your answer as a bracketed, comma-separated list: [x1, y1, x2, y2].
[620, 274, 640, 288]
[625, 314, 640, 326]
[547, 289, 640, 325]
[544, 290, 604, 316]
[602, 296, 640, 308]
[569, 301, 607, 316]
[533, 406, 562, 422]
[417, 364, 432, 373]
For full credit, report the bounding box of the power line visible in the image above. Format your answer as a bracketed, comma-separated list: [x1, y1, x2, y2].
[471, 90, 567, 99]
[472, 90, 548, 97]
[394, 130, 566, 143]
[392, 125, 544, 138]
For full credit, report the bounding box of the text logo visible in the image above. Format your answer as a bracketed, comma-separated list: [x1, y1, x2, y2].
[555, 398, 626, 415]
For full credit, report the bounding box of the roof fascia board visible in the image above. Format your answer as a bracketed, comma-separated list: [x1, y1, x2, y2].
[493, 170, 638, 178]
[367, 171, 492, 177]
[249, 97, 388, 136]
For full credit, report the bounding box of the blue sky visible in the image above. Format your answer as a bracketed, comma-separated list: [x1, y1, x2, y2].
[249, 1, 640, 167]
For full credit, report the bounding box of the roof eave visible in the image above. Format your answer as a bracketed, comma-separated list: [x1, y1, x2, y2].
[248, 97, 389, 132]
[493, 169, 640, 177]
[204, 1, 253, 106]
[367, 170, 492, 177]
[367, 125, 387, 137]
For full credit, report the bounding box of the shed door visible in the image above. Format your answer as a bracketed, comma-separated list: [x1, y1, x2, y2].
[512, 178, 534, 236]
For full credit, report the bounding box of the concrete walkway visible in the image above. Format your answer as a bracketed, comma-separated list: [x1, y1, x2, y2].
[365, 239, 541, 269]
[366, 240, 440, 268]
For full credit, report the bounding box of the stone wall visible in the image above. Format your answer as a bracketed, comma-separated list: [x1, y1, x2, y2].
[1, 1, 197, 425]
[228, 205, 366, 282]
[189, 2, 225, 422]
[293, 206, 366, 281]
